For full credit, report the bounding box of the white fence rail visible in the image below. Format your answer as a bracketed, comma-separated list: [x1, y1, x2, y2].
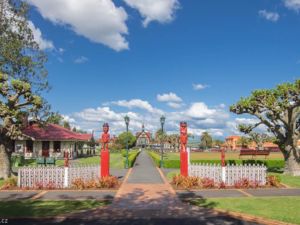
[18, 165, 100, 189]
[189, 163, 267, 185]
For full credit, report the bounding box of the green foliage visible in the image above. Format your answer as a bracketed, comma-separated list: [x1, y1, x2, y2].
[200, 132, 213, 149]
[237, 136, 251, 148]
[0, 0, 48, 90]
[46, 112, 63, 125]
[116, 132, 136, 149]
[63, 121, 71, 130]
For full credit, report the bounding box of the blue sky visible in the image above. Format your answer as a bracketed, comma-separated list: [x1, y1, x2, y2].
[24, 0, 299, 138]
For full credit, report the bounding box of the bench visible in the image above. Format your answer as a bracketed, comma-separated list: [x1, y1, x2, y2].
[45, 157, 56, 165]
[239, 150, 270, 159]
[36, 157, 45, 165]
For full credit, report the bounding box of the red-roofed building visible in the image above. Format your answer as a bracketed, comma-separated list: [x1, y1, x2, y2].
[136, 124, 151, 148]
[14, 123, 92, 159]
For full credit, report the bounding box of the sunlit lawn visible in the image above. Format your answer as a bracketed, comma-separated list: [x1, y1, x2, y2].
[190, 197, 300, 224]
[269, 172, 300, 188]
[0, 200, 108, 218]
[19, 151, 139, 169]
[164, 152, 283, 160]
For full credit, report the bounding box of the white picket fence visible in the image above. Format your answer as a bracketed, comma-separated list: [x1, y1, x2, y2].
[18, 165, 100, 189]
[189, 163, 267, 185]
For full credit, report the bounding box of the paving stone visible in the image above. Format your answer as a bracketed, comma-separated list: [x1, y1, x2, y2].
[126, 151, 163, 184]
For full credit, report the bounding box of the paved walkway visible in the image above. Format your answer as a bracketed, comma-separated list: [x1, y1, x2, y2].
[6, 151, 299, 224]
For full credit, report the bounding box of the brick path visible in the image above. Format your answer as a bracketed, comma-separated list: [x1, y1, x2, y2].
[5, 151, 267, 224]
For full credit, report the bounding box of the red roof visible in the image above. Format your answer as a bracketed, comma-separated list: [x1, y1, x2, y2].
[22, 123, 92, 141]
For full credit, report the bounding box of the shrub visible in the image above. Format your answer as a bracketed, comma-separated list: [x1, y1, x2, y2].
[85, 179, 98, 189]
[0, 177, 17, 190]
[218, 181, 226, 189]
[99, 176, 119, 188]
[34, 181, 44, 190]
[172, 175, 201, 189]
[72, 178, 85, 190]
[201, 178, 215, 189]
[266, 175, 281, 187]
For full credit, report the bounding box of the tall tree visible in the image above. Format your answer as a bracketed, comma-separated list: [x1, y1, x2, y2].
[0, 1, 49, 179]
[200, 132, 213, 149]
[0, 74, 44, 179]
[230, 80, 300, 175]
[0, 0, 48, 91]
[237, 136, 251, 148]
[46, 112, 63, 125]
[63, 121, 71, 130]
[116, 132, 136, 149]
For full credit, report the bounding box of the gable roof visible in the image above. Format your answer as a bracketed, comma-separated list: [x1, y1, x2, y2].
[22, 123, 92, 141]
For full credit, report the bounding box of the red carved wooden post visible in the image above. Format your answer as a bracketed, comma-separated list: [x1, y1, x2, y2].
[221, 148, 226, 183]
[100, 123, 110, 177]
[221, 148, 225, 167]
[180, 122, 188, 177]
[64, 151, 69, 167]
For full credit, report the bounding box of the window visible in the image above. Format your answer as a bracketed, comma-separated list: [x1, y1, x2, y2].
[26, 140, 33, 153]
[53, 141, 61, 152]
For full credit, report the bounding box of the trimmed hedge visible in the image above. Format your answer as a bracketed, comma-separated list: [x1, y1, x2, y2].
[123, 150, 140, 168]
[147, 151, 285, 170]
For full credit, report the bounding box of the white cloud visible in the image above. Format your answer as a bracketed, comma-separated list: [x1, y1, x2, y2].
[193, 83, 209, 91]
[284, 0, 300, 11]
[186, 102, 217, 119]
[157, 92, 182, 102]
[167, 102, 183, 109]
[27, 0, 129, 51]
[123, 0, 180, 27]
[111, 99, 163, 114]
[64, 99, 254, 139]
[258, 10, 280, 22]
[74, 56, 88, 64]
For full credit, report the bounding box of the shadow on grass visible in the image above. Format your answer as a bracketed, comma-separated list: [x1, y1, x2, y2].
[6, 187, 254, 225]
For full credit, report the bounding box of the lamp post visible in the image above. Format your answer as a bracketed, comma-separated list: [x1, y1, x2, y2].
[124, 115, 130, 169]
[160, 115, 166, 168]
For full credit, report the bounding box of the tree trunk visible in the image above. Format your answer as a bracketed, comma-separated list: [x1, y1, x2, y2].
[0, 143, 11, 179]
[284, 147, 300, 176]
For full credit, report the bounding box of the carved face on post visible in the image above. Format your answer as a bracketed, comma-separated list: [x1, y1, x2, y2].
[180, 122, 188, 145]
[101, 123, 110, 144]
[103, 123, 109, 133]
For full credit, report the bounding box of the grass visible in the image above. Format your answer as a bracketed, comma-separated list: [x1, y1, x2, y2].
[165, 152, 283, 160]
[0, 200, 108, 218]
[190, 197, 300, 224]
[18, 152, 131, 169]
[0, 179, 3, 188]
[269, 172, 300, 188]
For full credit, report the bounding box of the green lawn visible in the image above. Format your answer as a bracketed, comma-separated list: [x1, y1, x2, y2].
[0, 200, 108, 218]
[18, 151, 139, 169]
[269, 172, 300, 188]
[0, 179, 3, 187]
[190, 197, 300, 224]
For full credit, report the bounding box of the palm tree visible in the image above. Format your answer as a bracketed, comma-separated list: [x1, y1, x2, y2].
[200, 132, 213, 150]
[237, 136, 251, 148]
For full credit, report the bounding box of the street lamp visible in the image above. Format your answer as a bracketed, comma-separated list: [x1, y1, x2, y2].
[124, 115, 130, 169]
[160, 115, 166, 168]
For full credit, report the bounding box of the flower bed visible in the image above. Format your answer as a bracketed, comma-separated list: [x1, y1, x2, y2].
[171, 174, 282, 189]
